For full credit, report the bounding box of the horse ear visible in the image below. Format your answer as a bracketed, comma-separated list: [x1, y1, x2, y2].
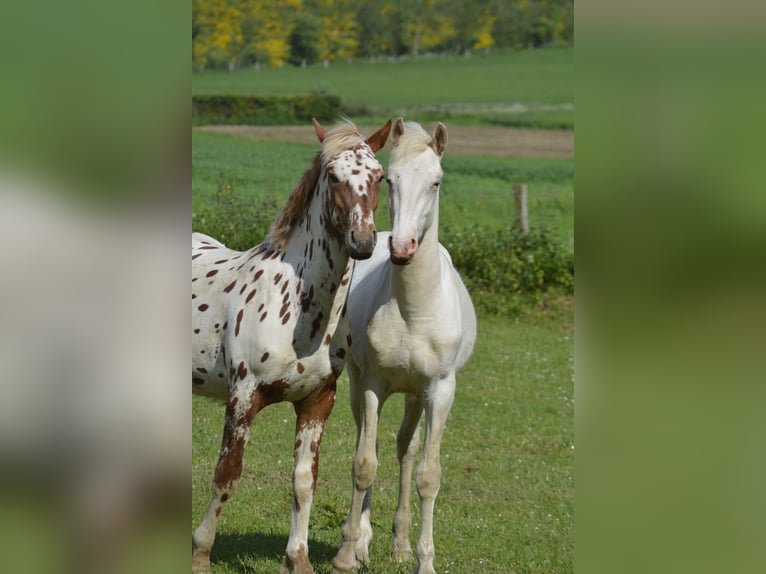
[366, 119, 392, 153]
[392, 117, 406, 147]
[431, 122, 447, 156]
[312, 117, 326, 142]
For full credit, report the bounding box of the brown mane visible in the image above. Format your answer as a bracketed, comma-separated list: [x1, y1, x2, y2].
[265, 153, 322, 250]
[265, 121, 366, 250]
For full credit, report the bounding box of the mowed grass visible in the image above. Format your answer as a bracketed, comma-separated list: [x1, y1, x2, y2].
[192, 130, 573, 572]
[192, 313, 573, 574]
[192, 131, 574, 247]
[192, 47, 574, 129]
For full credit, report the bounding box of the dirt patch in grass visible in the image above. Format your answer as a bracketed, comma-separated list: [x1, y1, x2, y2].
[194, 125, 573, 160]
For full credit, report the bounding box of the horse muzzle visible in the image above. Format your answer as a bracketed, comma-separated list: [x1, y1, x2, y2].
[388, 234, 417, 265]
[347, 227, 377, 260]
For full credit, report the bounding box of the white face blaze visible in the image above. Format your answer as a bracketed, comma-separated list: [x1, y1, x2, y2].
[386, 148, 443, 263]
[326, 146, 384, 259]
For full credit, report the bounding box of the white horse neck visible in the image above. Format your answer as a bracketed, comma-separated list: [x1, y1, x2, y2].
[391, 211, 442, 315]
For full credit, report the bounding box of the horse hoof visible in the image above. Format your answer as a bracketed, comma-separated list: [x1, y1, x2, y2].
[281, 551, 315, 574]
[191, 550, 211, 574]
[331, 556, 360, 573]
[392, 540, 414, 563]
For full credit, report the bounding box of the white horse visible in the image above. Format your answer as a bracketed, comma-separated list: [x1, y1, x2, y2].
[192, 119, 391, 574]
[332, 119, 477, 574]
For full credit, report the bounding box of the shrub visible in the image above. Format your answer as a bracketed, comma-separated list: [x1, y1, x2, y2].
[192, 176, 280, 250]
[192, 91, 342, 126]
[441, 224, 574, 315]
[192, 189, 574, 316]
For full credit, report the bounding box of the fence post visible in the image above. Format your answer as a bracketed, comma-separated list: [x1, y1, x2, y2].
[513, 184, 529, 234]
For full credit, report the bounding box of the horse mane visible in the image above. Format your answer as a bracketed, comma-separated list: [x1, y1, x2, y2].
[390, 121, 432, 163]
[265, 119, 366, 249]
[320, 119, 366, 162]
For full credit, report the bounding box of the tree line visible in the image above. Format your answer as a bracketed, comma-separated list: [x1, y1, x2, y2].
[192, 0, 574, 70]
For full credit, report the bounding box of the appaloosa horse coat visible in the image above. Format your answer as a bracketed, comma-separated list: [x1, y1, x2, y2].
[192, 119, 391, 574]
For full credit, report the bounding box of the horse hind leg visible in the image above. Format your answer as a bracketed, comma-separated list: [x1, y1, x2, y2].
[392, 394, 424, 563]
[415, 375, 456, 574]
[192, 385, 262, 574]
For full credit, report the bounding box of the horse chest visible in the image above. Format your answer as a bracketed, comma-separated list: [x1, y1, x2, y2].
[365, 303, 458, 381]
[219, 281, 348, 400]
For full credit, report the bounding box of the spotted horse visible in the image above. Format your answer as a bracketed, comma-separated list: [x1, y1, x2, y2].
[191, 118, 391, 574]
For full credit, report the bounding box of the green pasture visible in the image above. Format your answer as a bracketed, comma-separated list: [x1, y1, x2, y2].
[192, 131, 574, 247]
[192, 129, 574, 572]
[193, 313, 573, 574]
[192, 47, 574, 129]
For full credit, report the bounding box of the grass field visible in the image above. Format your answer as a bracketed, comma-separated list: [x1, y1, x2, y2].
[192, 131, 574, 247]
[192, 48, 574, 129]
[192, 127, 574, 573]
[192, 313, 573, 574]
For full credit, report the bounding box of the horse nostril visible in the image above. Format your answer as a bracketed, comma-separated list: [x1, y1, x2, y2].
[388, 236, 393, 250]
[350, 230, 356, 243]
[373, 230, 377, 242]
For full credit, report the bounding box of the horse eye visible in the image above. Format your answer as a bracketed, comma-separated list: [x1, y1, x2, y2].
[328, 173, 339, 184]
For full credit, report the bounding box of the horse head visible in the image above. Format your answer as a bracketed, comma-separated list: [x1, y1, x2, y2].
[385, 118, 447, 265]
[313, 118, 391, 260]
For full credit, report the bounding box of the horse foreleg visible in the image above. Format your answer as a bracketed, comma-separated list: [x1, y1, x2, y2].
[415, 375, 456, 574]
[351, 363, 375, 566]
[193, 385, 262, 573]
[392, 394, 424, 563]
[332, 383, 381, 573]
[282, 374, 337, 574]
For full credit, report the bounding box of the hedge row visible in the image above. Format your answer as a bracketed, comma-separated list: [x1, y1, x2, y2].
[192, 92, 342, 125]
[441, 223, 574, 315]
[192, 191, 573, 316]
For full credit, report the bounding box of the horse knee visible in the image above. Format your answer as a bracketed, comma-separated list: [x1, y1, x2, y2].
[353, 455, 377, 491]
[416, 464, 441, 500]
[293, 457, 315, 503]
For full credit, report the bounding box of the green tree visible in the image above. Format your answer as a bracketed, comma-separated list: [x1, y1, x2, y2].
[192, 0, 244, 70]
[490, 0, 573, 50]
[191, 0, 573, 70]
[410, 0, 456, 56]
[288, 12, 320, 66]
[243, 0, 303, 68]
[315, 0, 360, 61]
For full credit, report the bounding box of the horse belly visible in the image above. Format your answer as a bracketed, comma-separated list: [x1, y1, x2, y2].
[192, 335, 229, 398]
